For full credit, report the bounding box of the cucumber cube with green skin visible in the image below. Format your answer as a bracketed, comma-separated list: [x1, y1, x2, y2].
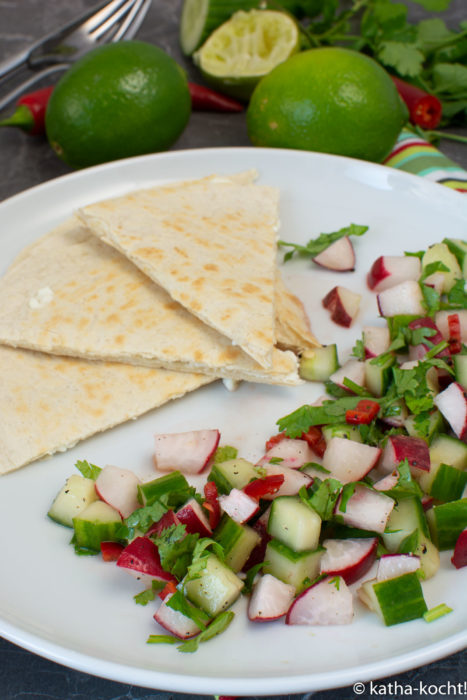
[404, 410, 444, 444]
[322, 423, 362, 444]
[422, 242, 462, 293]
[268, 496, 321, 552]
[364, 354, 395, 398]
[299, 344, 338, 382]
[264, 539, 323, 593]
[427, 498, 467, 550]
[442, 237, 467, 278]
[214, 514, 261, 572]
[454, 355, 467, 392]
[208, 458, 257, 495]
[398, 529, 440, 580]
[183, 554, 244, 617]
[430, 464, 467, 503]
[72, 500, 122, 552]
[48, 474, 98, 528]
[418, 434, 467, 495]
[137, 471, 191, 507]
[382, 496, 429, 554]
[359, 572, 427, 626]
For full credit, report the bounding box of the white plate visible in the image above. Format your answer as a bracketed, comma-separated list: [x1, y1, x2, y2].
[0, 148, 466, 696]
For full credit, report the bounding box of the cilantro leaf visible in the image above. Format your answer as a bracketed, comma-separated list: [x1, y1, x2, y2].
[134, 580, 165, 606]
[147, 635, 178, 645]
[176, 611, 235, 653]
[382, 459, 423, 500]
[444, 278, 467, 309]
[184, 538, 226, 584]
[279, 223, 368, 262]
[213, 445, 238, 464]
[351, 337, 366, 360]
[75, 459, 101, 480]
[153, 524, 200, 581]
[377, 41, 425, 77]
[302, 478, 343, 520]
[166, 590, 210, 631]
[117, 501, 167, 541]
[243, 562, 269, 595]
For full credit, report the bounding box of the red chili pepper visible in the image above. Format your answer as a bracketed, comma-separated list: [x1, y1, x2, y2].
[158, 580, 177, 601]
[188, 82, 244, 113]
[265, 431, 287, 451]
[203, 480, 221, 529]
[243, 474, 285, 500]
[447, 313, 462, 354]
[0, 85, 54, 135]
[301, 425, 327, 458]
[100, 541, 124, 562]
[345, 399, 380, 425]
[390, 76, 442, 130]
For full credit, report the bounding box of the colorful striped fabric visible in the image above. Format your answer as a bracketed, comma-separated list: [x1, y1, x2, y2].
[384, 128, 467, 193]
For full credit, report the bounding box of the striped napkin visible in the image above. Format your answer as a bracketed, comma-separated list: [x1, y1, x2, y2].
[384, 128, 467, 193]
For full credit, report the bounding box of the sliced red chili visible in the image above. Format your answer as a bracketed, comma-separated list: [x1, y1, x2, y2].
[345, 399, 380, 425]
[243, 474, 285, 501]
[265, 432, 287, 451]
[100, 541, 124, 562]
[202, 480, 221, 529]
[447, 313, 462, 354]
[301, 425, 327, 457]
[158, 580, 177, 601]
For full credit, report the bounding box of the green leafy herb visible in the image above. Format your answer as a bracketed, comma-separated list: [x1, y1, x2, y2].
[153, 524, 200, 580]
[213, 445, 238, 464]
[243, 561, 269, 595]
[75, 459, 101, 480]
[301, 478, 343, 520]
[328, 576, 341, 590]
[423, 603, 453, 622]
[277, 396, 381, 437]
[268, 456, 284, 465]
[166, 590, 210, 631]
[279, 223, 368, 262]
[146, 634, 179, 645]
[383, 459, 423, 500]
[117, 501, 167, 541]
[177, 611, 235, 653]
[338, 482, 357, 513]
[351, 337, 366, 360]
[184, 538, 225, 584]
[342, 377, 372, 396]
[443, 278, 467, 309]
[134, 580, 165, 606]
[420, 282, 441, 316]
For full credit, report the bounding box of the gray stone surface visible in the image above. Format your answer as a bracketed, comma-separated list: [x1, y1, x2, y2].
[0, 0, 466, 698]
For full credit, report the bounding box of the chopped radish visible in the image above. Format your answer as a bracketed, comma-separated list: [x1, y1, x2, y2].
[260, 463, 313, 498]
[435, 310, 467, 343]
[322, 286, 361, 327]
[320, 537, 378, 585]
[286, 576, 353, 625]
[367, 255, 421, 292]
[248, 574, 296, 621]
[335, 485, 394, 534]
[258, 438, 315, 469]
[153, 429, 220, 474]
[423, 271, 445, 295]
[323, 437, 381, 484]
[146, 510, 181, 537]
[407, 317, 449, 360]
[329, 359, 366, 392]
[100, 541, 124, 562]
[312, 236, 355, 271]
[362, 326, 390, 358]
[377, 554, 420, 581]
[372, 472, 398, 491]
[154, 592, 204, 639]
[377, 280, 425, 317]
[116, 537, 176, 587]
[434, 382, 467, 441]
[451, 528, 467, 569]
[379, 435, 430, 476]
[176, 498, 213, 537]
[95, 464, 141, 519]
[242, 519, 271, 571]
[380, 400, 409, 428]
[219, 488, 259, 524]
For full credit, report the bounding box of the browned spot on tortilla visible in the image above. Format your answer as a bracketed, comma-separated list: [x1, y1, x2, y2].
[136, 246, 164, 260]
[242, 283, 260, 294]
[193, 277, 205, 289]
[106, 313, 120, 324]
[174, 246, 188, 258]
[204, 263, 218, 272]
[114, 334, 125, 346]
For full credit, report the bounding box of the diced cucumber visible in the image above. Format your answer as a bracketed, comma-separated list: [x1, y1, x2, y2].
[364, 354, 395, 398]
[422, 242, 462, 293]
[264, 539, 323, 593]
[454, 354, 467, 391]
[214, 514, 261, 572]
[404, 410, 444, 444]
[359, 572, 427, 626]
[137, 471, 191, 507]
[48, 474, 98, 528]
[382, 496, 429, 553]
[443, 237, 467, 278]
[430, 463, 467, 503]
[267, 496, 321, 552]
[72, 501, 122, 552]
[179, 0, 259, 55]
[398, 529, 440, 579]
[183, 554, 244, 616]
[208, 458, 257, 495]
[322, 423, 362, 443]
[418, 434, 467, 495]
[426, 498, 467, 550]
[299, 344, 339, 382]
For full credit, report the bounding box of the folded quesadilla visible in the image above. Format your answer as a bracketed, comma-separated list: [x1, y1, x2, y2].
[0, 345, 213, 475]
[78, 174, 280, 368]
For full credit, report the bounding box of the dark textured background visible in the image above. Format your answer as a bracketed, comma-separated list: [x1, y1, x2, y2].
[0, 0, 466, 698]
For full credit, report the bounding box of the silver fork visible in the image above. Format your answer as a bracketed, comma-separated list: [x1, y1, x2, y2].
[0, 0, 151, 112]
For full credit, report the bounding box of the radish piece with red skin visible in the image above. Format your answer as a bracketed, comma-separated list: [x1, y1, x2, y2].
[377, 554, 421, 581]
[286, 576, 353, 625]
[320, 537, 378, 585]
[434, 381, 467, 441]
[154, 592, 204, 639]
[312, 236, 355, 271]
[329, 359, 366, 392]
[153, 429, 220, 474]
[116, 537, 176, 586]
[363, 326, 391, 358]
[323, 437, 381, 484]
[248, 574, 296, 621]
[100, 541, 124, 562]
[322, 286, 361, 328]
[242, 519, 271, 571]
[379, 435, 430, 476]
[335, 485, 394, 534]
[373, 472, 399, 491]
[258, 438, 315, 469]
[260, 463, 313, 498]
[301, 425, 327, 458]
[203, 481, 221, 530]
[377, 280, 425, 317]
[451, 528, 467, 569]
[218, 488, 260, 524]
[367, 255, 421, 293]
[408, 317, 449, 360]
[146, 510, 181, 537]
[435, 310, 467, 343]
[95, 464, 141, 519]
[176, 498, 213, 537]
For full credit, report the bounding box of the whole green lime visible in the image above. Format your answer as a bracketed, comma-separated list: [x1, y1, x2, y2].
[46, 41, 191, 169]
[246, 47, 409, 163]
